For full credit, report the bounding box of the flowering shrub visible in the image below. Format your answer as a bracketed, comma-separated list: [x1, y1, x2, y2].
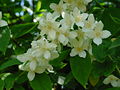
[0, 0, 120, 90]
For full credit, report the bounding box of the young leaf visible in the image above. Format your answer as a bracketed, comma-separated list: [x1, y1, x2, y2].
[70, 55, 92, 88]
[30, 73, 52, 90]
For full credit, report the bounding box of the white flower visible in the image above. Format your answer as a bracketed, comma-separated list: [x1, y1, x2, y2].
[0, 11, 8, 27]
[63, 0, 92, 12]
[73, 0, 86, 12]
[31, 38, 59, 60]
[50, 0, 67, 16]
[38, 13, 60, 40]
[17, 37, 59, 81]
[76, 28, 87, 40]
[103, 75, 120, 87]
[63, 0, 74, 4]
[61, 13, 75, 29]
[18, 58, 54, 81]
[72, 7, 88, 27]
[84, 0, 92, 5]
[70, 39, 90, 58]
[82, 14, 95, 32]
[57, 27, 77, 45]
[88, 21, 111, 45]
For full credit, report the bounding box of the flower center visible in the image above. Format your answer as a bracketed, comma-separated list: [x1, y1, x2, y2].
[56, 6, 62, 13]
[75, 16, 82, 22]
[85, 21, 92, 29]
[95, 31, 102, 37]
[76, 47, 82, 52]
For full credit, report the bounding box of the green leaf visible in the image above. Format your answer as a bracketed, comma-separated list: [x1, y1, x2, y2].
[0, 27, 10, 53]
[40, 0, 59, 10]
[50, 49, 70, 68]
[105, 87, 120, 90]
[4, 74, 16, 90]
[0, 59, 21, 70]
[70, 55, 92, 87]
[109, 37, 120, 49]
[100, 8, 120, 37]
[11, 23, 37, 38]
[15, 72, 28, 84]
[30, 73, 52, 90]
[64, 72, 74, 85]
[0, 79, 4, 90]
[14, 85, 25, 90]
[92, 40, 111, 62]
[89, 74, 99, 87]
[92, 60, 116, 77]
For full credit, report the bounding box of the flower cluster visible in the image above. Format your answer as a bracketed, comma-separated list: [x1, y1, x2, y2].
[0, 11, 8, 27]
[103, 75, 120, 87]
[17, 0, 111, 81]
[17, 38, 59, 81]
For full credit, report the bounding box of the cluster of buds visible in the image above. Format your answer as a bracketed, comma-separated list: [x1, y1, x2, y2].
[17, 0, 111, 81]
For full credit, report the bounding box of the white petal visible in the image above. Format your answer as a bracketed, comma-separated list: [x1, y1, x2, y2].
[58, 34, 68, 45]
[76, 22, 84, 27]
[52, 12, 60, 18]
[103, 78, 111, 85]
[95, 21, 104, 31]
[58, 76, 65, 85]
[17, 54, 28, 62]
[47, 65, 54, 73]
[29, 61, 37, 71]
[111, 80, 118, 87]
[88, 45, 93, 55]
[79, 51, 86, 58]
[35, 67, 45, 74]
[102, 30, 111, 39]
[69, 31, 77, 39]
[0, 20, 8, 27]
[50, 3, 56, 10]
[48, 30, 56, 40]
[93, 38, 102, 45]
[44, 51, 51, 59]
[27, 71, 35, 81]
[60, 11, 64, 17]
[46, 13, 53, 21]
[88, 14, 95, 24]
[117, 80, 120, 87]
[82, 13, 88, 20]
[70, 48, 78, 56]
[85, 0, 92, 3]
